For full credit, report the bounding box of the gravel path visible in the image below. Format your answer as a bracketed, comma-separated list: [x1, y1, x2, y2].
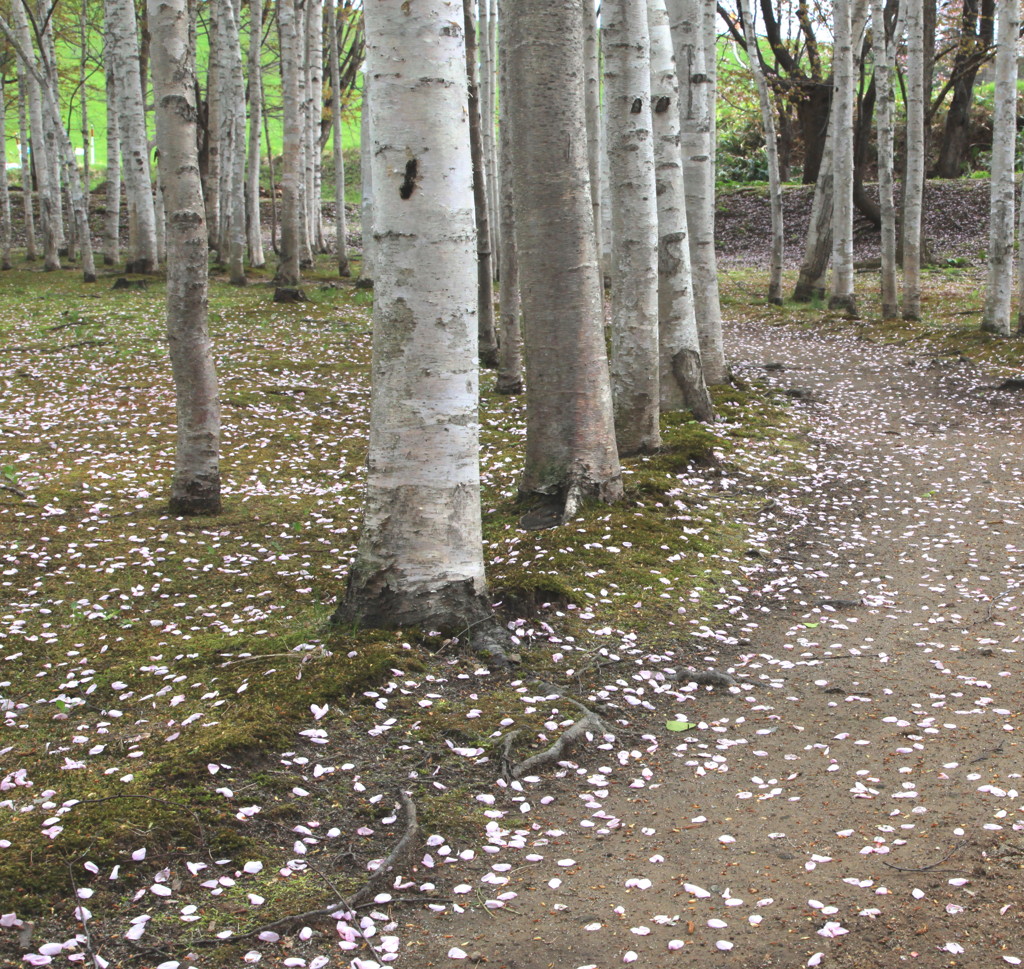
[400, 320, 1024, 969]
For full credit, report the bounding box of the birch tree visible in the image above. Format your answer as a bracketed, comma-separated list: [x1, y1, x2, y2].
[665, 0, 727, 384]
[871, 0, 901, 318]
[150, 0, 222, 515]
[981, 0, 1018, 335]
[275, 0, 305, 297]
[792, 120, 833, 301]
[648, 0, 714, 421]
[246, 0, 265, 268]
[737, 0, 783, 303]
[357, 78, 375, 285]
[103, 60, 121, 265]
[304, 0, 325, 255]
[15, 73, 37, 262]
[604, 0, 661, 455]
[507, 0, 622, 516]
[327, 0, 350, 276]
[214, 0, 247, 284]
[339, 0, 488, 630]
[902, 0, 926, 321]
[0, 80, 12, 270]
[105, 0, 159, 272]
[583, 0, 604, 275]
[829, 0, 858, 317]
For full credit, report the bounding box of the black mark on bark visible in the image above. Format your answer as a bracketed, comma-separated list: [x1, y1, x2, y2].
[630, 97, 643, 114]
[654, 96, 671, 113]
[400, 158, 418, 200]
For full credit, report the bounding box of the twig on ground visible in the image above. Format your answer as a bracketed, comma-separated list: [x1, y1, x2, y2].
[511, 712, 606, 779]
[671, 669, 743, 688]
[882, 840, 972, 873]
[0, 481, 28, 498]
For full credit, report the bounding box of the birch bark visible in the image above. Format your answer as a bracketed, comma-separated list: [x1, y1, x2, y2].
[508, 0, 622, 514]
[829, 0, 858, 317]
[339, 0, 487, 630]
[648, 0, 714, 420]
[304, 0, 324, 254]
[583, 0, 604, 276]
[903, 0, 926, 321]
[327, 0, 349, 276]
[16, 73, 37, 262]
[150, 0, 222, 516]
[358, 78, 375, 285]
[276, 0, 304, 292]
[982, 0, 1018, 335]
[871, 0, 901, 318]
[218, 0, 247, 284]
[246, 0, 266, 267]
[103, 58, 121, 265]
[604, 0, 661, 455]
[0, 80, 12, 269]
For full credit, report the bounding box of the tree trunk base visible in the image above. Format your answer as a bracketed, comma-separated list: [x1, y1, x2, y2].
[672, 348, 716, 423]
[495, 376, 524, 395]
[334, 575, 490, 634]
[112, 277, 148, 290]
[828, 294, 858, 318]
[168, 476, 222, 516]
[273, 286, 308, 303]
[83, 271, 97, 283]
[355, 277, 374, 289]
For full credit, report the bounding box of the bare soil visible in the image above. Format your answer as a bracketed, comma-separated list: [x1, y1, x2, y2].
[394, 320, 1024, 968]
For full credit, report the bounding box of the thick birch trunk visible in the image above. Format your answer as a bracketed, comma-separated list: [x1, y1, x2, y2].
[829, 0, 858, 317]
[103, 60, 121, 265]
[737, 0, 784, 304]
[464, 0, 498, 368]
[508, 0, 622, 511]
[666, 0, 727, 384]
[604, 0, 661, 456]
[340, 0, 487, 630]
[902, 0, 926, 321]
[982, 0, 1017, 335]
[871, 0, 901, 318]
[245, 0, 265, 268]
[793, 113, 834, 301]
[495, 0, 523, 395]
[149, 0, 222, 516]
[648, 0, 714, 421]
[327, 0, 349, 276]
[106, 0, 158, 272]
[276, 0, 303, 291]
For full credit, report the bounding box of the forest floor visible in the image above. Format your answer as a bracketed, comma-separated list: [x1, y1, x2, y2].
[1, 182, 1023, 969]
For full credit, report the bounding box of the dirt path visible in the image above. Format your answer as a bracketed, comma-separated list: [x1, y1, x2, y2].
[393, 321, 1024, 969]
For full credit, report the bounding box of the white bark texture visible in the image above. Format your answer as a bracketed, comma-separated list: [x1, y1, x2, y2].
[480, 0, 500, 274]
[793, 107, 834, 301]
[495, 0, 523, 395]
[218, 0, 247, 284]
[358, 80, 375, 283]
[276, 0, 303, 288]
[871, 0, 900, 318]
[103, 60, 121, 265]
[737, 0, 783, 303]
[342, 0, 487, 630]
[604, 0, 661, 455]
[206, 0, 223, 251]
[106, 0, 158, 271]
[665, 0, 727, 384]
[304, 0, 324, 254]
[246, 0, 265, 267]
[149, 0, 222, 516]
[902, 0, 926, 321]
[829, 0, 857, 316]
[648, 0, 712, 419]
[327, 0, 349, 276]
[982, 0, 1018, 335]
[16, 72, 37, 261]
[583, 0, 604, 275]
[0, 80, 12, 269]
[507, 0, 622, 507]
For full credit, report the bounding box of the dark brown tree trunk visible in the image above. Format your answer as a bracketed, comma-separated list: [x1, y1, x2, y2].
[798, 82, 832, 183]
[854, 75, 880, 228]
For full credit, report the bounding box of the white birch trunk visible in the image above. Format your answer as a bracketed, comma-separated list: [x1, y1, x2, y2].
[508, 0, 622, 510]
[103, 59, 121, 265]
[276, 0, 303, 291]
[0, 80, 12, 269]
[149, 0, 221, 516]
[480, 0, 500, 275]
[737, 0, 784, 304]
[829, 0, 858, 316]
[341, 0, 487, 630]
[648, 0, 713, 420]
[106, 0, 158, 272]
[583, 0, 604, 277]
[327, 0, 350, 276]
[303, 0, 324, 256]
[206, 0, 224, 255]
[16, 73, 37, 262]
[495, 0, 523, 395]
[902, 0, 926, 321]
[218, 0, 247, 284]
[666, 0, 727, 384]
[871, 0, 900, 318]
[982, 0, 1018, 335]
[604, 0, 661, 455]
[245, 0, 265, 268]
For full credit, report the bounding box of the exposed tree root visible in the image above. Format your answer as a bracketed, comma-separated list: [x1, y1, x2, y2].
[511, 711, 606, 780]
[671, 669, 743, 688]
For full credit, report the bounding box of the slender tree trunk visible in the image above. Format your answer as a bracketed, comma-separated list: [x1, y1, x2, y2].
[245, 0, 265, 268]
[304, 0, 324, 255]
[793, 118, 834, 301]
[79, 0, 91, 198]
[604, 0, 661, 456]
[481, 0, 500, 278]
[218, 0, 247, 284]
[39, 14, 66, 258]
[648, 0, 714, 420]
[508, 0, 622, 514]
[276, 0, 304, 292]
[872, 0, 900, 318]
[339, 0, 488, 630]
[981, 0, 1017, 335]
[0, 80, 11, 269]
[666, 0, 727, 384]
[358, 79, 375, 285]
[150, 0, 221, 516]
[583, 0, 604, 278]
[829, 0, 858, 317]
[902, 0, 926, 321]
[103, 62, 122, 267]
[16, 73, 37, 261]
[464, 0, 498, 368]
[495, 0, 523, 395]
[327, 0, 349, 276]
[9, 0, 59, 269]
[106, 0, 158, 272]
[738, 0, 783, 304]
